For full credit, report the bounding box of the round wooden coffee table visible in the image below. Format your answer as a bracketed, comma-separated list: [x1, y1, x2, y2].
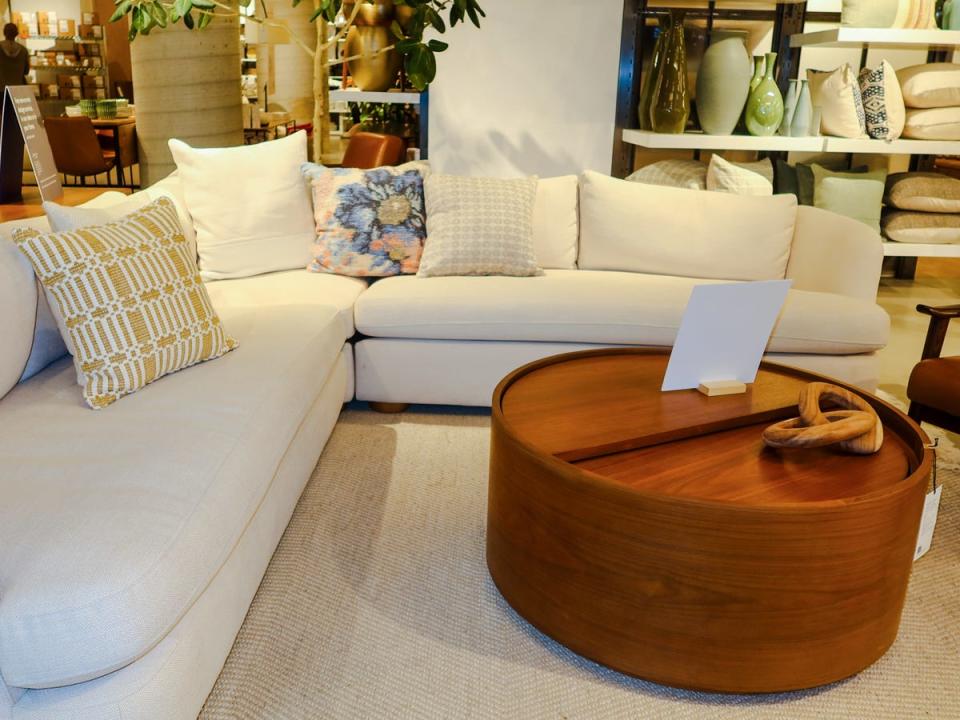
[486, 349, 931, 693]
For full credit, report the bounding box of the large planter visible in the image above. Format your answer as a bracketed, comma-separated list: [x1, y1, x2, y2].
[130, 18, 242, 186]
[695, 31, 751, 135]
[345, 25, 401, 91]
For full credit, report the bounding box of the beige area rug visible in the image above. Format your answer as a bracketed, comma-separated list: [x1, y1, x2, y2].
[201, 409, 959, 720]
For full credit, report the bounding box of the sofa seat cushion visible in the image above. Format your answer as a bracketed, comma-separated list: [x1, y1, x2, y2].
[354, 270, 889, 355]
[204, 269, 368, 337]
[0, 303, 346, 689]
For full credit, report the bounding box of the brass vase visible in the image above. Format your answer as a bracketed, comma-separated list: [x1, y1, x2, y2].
[342, 0, 395, 26]
[344, 25, 401, 91]
[650, 11, 689, 134]
[637, 14, 671, 131]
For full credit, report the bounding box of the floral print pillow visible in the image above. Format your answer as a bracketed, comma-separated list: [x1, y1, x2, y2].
[302, 161, 429, 276]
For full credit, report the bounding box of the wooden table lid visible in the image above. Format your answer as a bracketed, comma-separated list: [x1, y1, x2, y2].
[497, 350, 923, 507]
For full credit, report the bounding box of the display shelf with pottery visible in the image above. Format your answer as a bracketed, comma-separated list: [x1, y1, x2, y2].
[790, 27, 960, 48]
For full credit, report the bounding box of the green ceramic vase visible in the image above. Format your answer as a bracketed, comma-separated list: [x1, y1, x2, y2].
[637, 16, 671, 131]
[650, 11, 689, 134]
[745, 52, 784, 137]
[696, 30, 751, 135]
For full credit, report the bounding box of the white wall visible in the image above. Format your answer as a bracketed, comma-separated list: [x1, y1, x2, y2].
[428, 0, 623, 178]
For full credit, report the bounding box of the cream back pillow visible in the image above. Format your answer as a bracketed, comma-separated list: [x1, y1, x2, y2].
[169, 131, 315, 280]
[533, 176, 579, 269]
[894, 0, 938, 28]
[578, 171, 797, 281]
[13, 198, 236, 409]
[899, 63, 960, 109]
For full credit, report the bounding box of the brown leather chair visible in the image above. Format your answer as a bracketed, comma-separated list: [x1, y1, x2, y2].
[44, 116, 121, 187]
[340, 131, 405, 169]
[907, 303, 960, 433]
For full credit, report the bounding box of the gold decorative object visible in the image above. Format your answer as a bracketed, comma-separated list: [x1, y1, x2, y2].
[342, 1, 402, 91]
[762, 382, 884, 455]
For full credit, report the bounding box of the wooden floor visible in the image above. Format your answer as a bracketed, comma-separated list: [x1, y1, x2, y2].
[0, 186, 131, 223]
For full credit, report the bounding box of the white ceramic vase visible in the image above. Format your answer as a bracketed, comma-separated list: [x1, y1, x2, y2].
[695, 31, 752, 135]
[790, 79, 813, 137]
[780, 79, 800, 136]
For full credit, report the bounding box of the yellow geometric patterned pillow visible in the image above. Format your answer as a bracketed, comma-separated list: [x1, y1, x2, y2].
[13, 197, 237, 409]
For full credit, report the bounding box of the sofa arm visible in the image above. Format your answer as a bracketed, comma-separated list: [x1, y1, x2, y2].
[785, 206, 884, 302]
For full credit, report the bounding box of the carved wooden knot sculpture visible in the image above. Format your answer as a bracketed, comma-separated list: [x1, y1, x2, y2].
[762, 382, 884, 455]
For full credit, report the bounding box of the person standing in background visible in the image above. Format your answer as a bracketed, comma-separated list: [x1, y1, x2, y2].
[0, 23, 29, 95]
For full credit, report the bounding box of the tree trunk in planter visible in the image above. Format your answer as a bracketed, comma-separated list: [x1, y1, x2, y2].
[130, 18, 242, 187]
[258, 0, 316, 125]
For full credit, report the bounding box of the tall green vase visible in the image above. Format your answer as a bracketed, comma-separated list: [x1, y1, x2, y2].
[745, 52, 784, 137]
[638, 18, 671, 131]
[650, 11, 689, 134]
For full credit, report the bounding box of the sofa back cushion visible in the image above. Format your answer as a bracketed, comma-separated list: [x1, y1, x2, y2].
[577, 170, 798, 281]
[533, 176, 579, 269]
[0, 215, 67, 399]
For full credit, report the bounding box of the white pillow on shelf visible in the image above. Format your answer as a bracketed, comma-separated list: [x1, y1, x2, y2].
[168, 131, 315, 280]
[903, 107, 960, 140]
[706, 155, 774, 196]
[626, 159, 707, 190]
[899, 63, 960, 109]
[808, 65, 868, 139]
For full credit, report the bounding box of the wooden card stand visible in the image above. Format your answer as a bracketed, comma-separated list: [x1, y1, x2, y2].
[697, 380, 747, 397]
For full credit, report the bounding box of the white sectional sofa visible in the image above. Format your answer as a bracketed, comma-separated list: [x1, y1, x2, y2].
[0, 169, 888, 719]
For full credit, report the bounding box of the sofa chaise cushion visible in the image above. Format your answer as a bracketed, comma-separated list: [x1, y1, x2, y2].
[354, 270, 889, 355]
[0, 302, 346, 688]
[204, 269, 368, 337]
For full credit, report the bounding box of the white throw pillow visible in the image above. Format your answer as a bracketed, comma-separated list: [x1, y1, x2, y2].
[418, 174, 540, 277]
[578, 171, 797, 282]
[533, 176, 578, 269]
[626, 160, 707, 190]
[893, 0, 938, 28]
[841, 0, 900, 27]
[808, 65, 867, 139]
[903, 107, 960, 140]
[899, 63, 960, 109]
[168, 131, 314, 280]
[706, 155, 774, 196]
[859, 61, 905, 141]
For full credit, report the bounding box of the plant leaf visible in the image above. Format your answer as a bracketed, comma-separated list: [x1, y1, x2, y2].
[191, 0, 215, 8]
[426, 39, 448, 52]
[183, 8, 195, 28]
[108, 0, 131, 23]
[197, 10, 213, 29]
[309, 6, 323, 22]
[176, 0, 193, 15]
[390, 20, 404, 39]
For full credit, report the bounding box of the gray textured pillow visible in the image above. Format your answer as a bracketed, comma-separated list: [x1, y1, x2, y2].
[886, 172, 960, 213]
[418, 174, 540, 277]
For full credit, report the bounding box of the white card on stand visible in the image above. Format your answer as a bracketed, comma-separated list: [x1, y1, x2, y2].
[662, 280, 792, 392]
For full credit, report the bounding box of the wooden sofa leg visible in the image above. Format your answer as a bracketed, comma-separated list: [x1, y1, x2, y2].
[369, 402, 410, 414]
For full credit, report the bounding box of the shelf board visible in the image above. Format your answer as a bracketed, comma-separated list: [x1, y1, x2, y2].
[883, 241, 960, 258]
[622, 129, 823, 152]
[329, 89, 420, 105]
[790, 27, 960, 49]
[823, 136, 960, 155]
[624, 129, 960, 156]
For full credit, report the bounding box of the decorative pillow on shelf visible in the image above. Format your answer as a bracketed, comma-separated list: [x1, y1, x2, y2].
[899, 63, 960, 109]
[903, 107, 960, 140]
[168, 131, 315, 281]
[858, 61, 906, 141]
[12, 198, 237, 409]
[883, 211, 960, 244]
[893, 0, 938, 28]
[886, 172, 960, 213]
[418, 174, 540, 278]
[808, 65, 867, 139]
[625, 159, 707, 190]
[786, 157, 857, 205]
[302, 161, 429, 276]
[706, 155, 774, 196]
[811, 164, 887, 233]
[841, 0, 900, 27]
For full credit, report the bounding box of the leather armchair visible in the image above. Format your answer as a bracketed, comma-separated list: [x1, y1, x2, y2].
[907, 304, 960, 433]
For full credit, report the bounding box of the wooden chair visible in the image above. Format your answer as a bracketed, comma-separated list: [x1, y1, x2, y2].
[340, 131, 405, 169]
[907, 303, 960, 433]
[44, 116, 122, 187]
